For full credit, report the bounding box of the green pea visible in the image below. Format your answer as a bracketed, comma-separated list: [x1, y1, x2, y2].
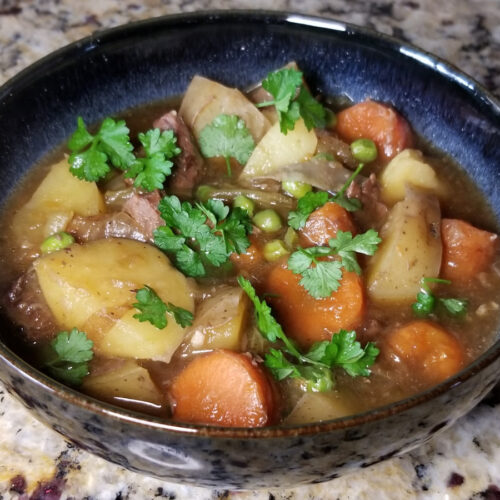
[284, 227, 299, 249]
[325, 108, 337, 129]
[253, 209, 282, 233]
[350, 138, 378, 163]
[40, 232, 75, 254]
[195, 185, 216, 202]
[263, 240, 290, 262]
[233, 195, 255, 217]
[282, 180, 312, 199]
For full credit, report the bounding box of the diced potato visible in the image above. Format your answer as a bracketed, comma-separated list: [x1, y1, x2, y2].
[82, 359, 164, 415]
[240, 119, 318, 180]
[12, 158, 105, 260]
[285, 392, 354, 425]
[179, 76, 271, 143]
[187, 286, 248, 352]
[380, 149, 447, 206]
[366, 190, 442, 304]
[34, 239, 194, 361]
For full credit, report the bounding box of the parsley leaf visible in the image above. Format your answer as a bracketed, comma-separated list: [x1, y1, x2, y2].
[412, 278, 467, 318]
[133, 285, 193, 328]
[154, 196, 251, 277]
[238, 277, 378, 391]
[287, 164, 365, 230]
[125, 129, 181, 192]
[257, 68, 326, 134]
[68, 116, 135, 182]
[199, 114, 255, 176]
[44, 328, 94, 386]
[288, 230, 381, 298]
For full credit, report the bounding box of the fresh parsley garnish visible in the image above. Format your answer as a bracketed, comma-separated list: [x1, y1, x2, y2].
[238, 277, 378, 391]
[287, 229, 381, 298]
[43, 328, 94, 386]
[412, 277, 467, 318]
[68, 116, 135, 181]
[125, 129, 181, 191]
[287, 164, 365, 230]
[154, 196, 252, 277]
[133, 285, 193, 329]
[256, 68, 327, 134]
[199, 114, 255, 176]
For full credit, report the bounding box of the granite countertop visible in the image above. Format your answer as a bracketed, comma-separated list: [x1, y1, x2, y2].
[0, 1, 499, 499]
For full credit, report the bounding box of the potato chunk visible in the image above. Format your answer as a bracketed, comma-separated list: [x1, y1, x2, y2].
[12, 158, 105, 261]
[379, 149, 447, 205]
[179, 75, 270, 143]
[187, 286, 249, 352]
[240, 119, 317, 180]
[366, 190, 442, 304]
[82, 360, 164, 415]
[285, 392, 354, 425]
[34, 239, 194, 361]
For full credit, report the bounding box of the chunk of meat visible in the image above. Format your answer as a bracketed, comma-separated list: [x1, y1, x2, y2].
[122, 190, 164, 241]
[336, 100, 413, 162]
[315, 129, 358, 170]
[153, 110, 206, 194]
[67, 212, 149, 243]
[346, 173, 389, 229]
[4, 269, 57, 342]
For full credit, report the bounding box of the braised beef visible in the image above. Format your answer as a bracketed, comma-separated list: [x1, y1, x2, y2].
[153, 110, 205, 194]
[122, 190, 163, 241]
[5, 269, 57, 342]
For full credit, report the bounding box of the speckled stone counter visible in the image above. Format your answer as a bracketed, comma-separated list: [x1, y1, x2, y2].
[0, 1, 499, 499]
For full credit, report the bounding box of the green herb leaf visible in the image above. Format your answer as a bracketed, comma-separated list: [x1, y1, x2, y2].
[44, 328, 94, 386]
[125, 129, 181, 192]
[199, 114, 255, 175]
[133, 285, 193, 328]
[154, 196, 251, 277]
[412, 277, 468, 318]
[295, 85, 327, 130]
[288, 191, 329, 230]
[287, 230, 381, 298]
[68, 116, 135, 182]
[238, 278, 378, 391]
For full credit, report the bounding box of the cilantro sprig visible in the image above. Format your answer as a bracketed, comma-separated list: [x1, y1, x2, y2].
[238, 277, 378, 391]
[412, 277, 467, 318]
[125, 129, 181, 191]
[68, 116, 181, 191]
[133, 285, 193, 329]
[43, 328, 94, 386]
[256, 68, 327, 134]
[199, 114, 255, 176]
[287, 229, 381, 298]
[154, 196, 252, 277]
[288, 164, 365, 230]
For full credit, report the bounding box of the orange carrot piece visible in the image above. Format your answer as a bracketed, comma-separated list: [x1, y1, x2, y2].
[265, 261, 365, 348]
[170, 350, 276, 427]
[386, 320, 465, 385]
[230, 234, 265, 274]
[336, 99, 413, 162]
[299, 201, 357, 248]
[441, 219, 498, 283]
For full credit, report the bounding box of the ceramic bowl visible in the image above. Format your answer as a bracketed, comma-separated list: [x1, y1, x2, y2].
[0, 11, 499, 490]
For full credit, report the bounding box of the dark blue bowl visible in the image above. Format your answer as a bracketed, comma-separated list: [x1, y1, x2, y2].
[0, 11, 499, 489]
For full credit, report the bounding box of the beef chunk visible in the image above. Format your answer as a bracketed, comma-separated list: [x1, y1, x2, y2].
[67, 212, 149, 243]
[347, 173, 389, 229]
[122, 190, 163, 241]
[5, 269, 57, 342]
[153, 110, 205, 194]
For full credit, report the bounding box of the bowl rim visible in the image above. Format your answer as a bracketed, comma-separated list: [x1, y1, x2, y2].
[0, 9, 499, 440]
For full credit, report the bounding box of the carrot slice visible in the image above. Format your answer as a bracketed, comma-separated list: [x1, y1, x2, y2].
[230, 233, 265, 274]
[299, 201, 357, 248]
[265, 261, 365, 348]
[336, 100, 413, 162]
[386, 320, 465, 385]
[441, 219, 498, 283]
[170, 350, 276, 427]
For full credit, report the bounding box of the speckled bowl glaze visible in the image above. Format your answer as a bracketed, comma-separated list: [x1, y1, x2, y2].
[0, 11, 499, 490]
